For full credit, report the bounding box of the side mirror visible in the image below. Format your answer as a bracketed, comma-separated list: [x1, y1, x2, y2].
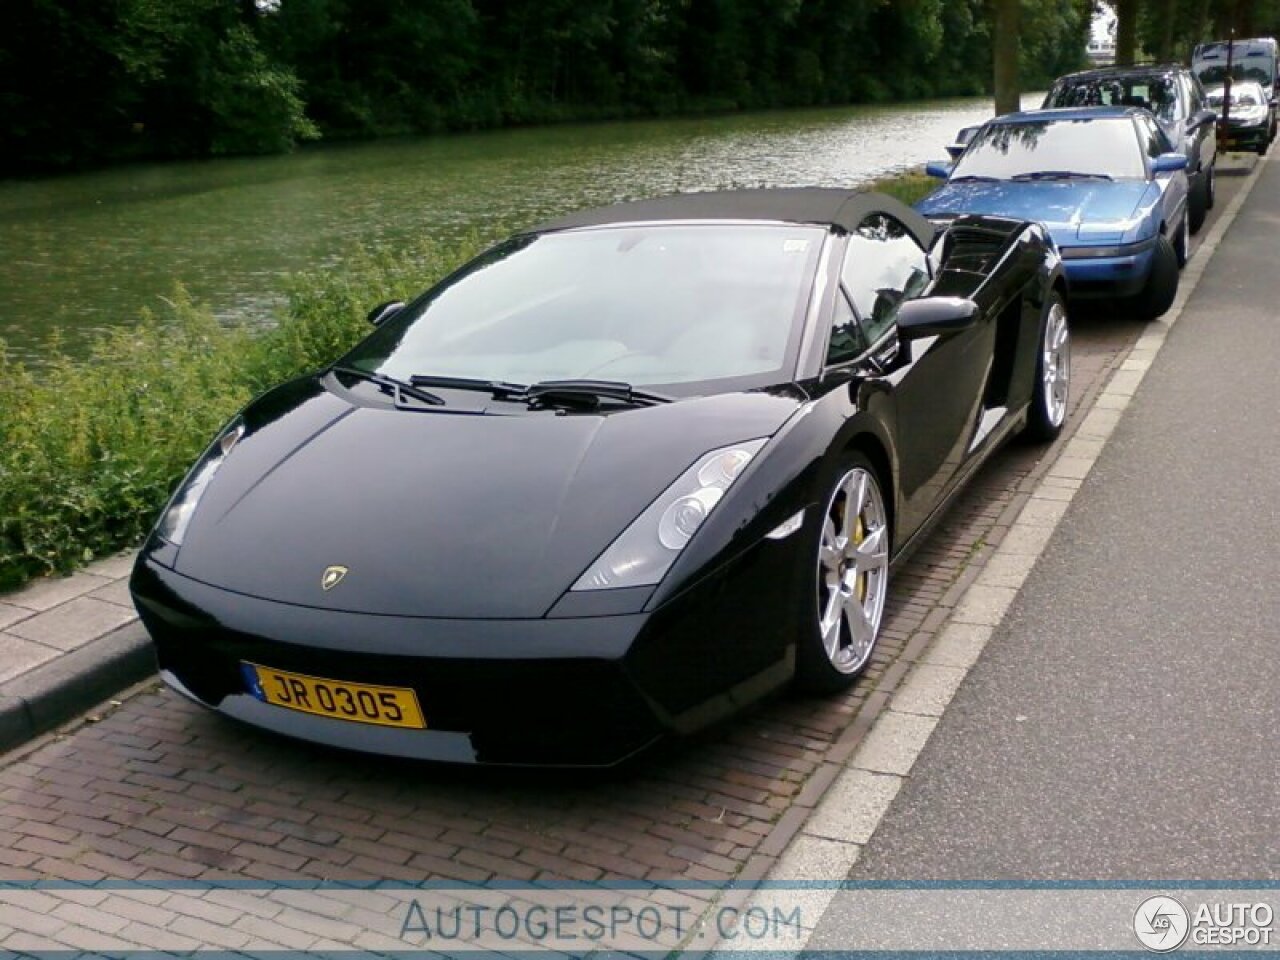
[896, 297, 979, 340]
[366, 300, 406, 327]
[925, 161, 954, 179]
[944, 125, 979, 161]
[1152, 152, 1188, 173]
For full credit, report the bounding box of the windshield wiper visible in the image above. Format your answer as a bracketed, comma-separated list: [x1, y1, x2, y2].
[409, 374, 526, 399]
[522, 379, 673, 408]
[331, 365, 445, 408]
[1010, 171, 1113, 181]
[949, 174, 1002, 183]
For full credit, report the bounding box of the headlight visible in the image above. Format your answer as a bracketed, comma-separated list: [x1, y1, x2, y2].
[156, 417, 246, 546]
[572, 438, 768, 591]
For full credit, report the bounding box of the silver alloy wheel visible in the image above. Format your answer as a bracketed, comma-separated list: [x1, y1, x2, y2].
[1043, 300, 1070, 428]
[816, 466, 889, 675]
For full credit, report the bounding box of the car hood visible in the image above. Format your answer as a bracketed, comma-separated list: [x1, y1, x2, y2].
[173, 379, 802, 619]
[919, 179, 1156, 245]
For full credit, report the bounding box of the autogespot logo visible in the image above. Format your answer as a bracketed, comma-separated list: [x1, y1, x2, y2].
[1134, 895, 1191, 952]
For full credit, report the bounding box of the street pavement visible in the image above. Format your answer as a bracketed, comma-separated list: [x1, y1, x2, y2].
[805, 150, 1280, 932]
[0, 159, 1260, 952]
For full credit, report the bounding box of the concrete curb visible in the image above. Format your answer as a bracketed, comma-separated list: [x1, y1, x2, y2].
[0, 620, 153, 753]
[735, 149, 1271, 942]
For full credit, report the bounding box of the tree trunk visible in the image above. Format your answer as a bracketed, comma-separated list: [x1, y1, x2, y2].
[1115, 0, 1139, 65]
[993, 0, 1020, 115]
[1213, 0, 1237, 37]
[1158, 0, 1178, 63]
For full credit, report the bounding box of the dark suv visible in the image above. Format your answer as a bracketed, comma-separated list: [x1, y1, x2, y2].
[1043, 64, 1218, 232]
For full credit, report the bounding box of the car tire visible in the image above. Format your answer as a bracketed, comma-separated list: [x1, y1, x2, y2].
[1021, 291, 1070, 444]
[1172, 211, 1189, 267]
[1189, 164, 1211, 233]
[1130, 234, 1179, 322]
[794, 453, 890, 695]
[1260, 138, 1270, 156]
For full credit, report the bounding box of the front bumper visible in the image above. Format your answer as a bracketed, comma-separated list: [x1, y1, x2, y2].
[1219, 120, 1270, 152]
[1059, 240, 1157, 299]
[130, 537, 798, 766]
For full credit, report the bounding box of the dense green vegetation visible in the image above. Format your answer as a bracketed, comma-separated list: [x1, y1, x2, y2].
[3, 0, 1091, 174]
[0, 171, 938, 590]
[1124, 0, 1280, 64]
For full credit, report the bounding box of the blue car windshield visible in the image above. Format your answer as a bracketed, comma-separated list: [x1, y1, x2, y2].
[952, 118, 1146, 181]
[341, 224, 824, 391]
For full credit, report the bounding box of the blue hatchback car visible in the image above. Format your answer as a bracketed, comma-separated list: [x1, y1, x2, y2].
[918, 107, 1190, 320]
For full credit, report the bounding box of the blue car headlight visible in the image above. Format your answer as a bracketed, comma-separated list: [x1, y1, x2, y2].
[156, 417, 246, 546]
[572, 438, 768, 591]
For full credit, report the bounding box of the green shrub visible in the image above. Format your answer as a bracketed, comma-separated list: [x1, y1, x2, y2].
[869, 169, 938, 207]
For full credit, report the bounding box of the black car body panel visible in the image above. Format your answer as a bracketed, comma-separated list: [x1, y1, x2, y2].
[171, 381, 803, 619]
[131, 189, 1065, 766]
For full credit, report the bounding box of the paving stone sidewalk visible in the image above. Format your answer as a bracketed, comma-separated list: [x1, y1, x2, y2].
[0, 553, 150, 751]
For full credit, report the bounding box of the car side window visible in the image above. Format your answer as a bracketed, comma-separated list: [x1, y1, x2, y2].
[826, 289, 864, 366]
[1136, 114, 1172, 158]
[1192, 74, 1212, 113]
[1183, 75, 1201, 114]
[839, 214, 930, 349]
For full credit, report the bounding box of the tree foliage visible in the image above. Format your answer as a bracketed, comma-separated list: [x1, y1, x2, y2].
[1113, 0, 1280, 65]
[2, 0, 1092, 174]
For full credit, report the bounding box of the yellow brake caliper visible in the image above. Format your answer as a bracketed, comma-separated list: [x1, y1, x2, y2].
[855, 514, 867, 602]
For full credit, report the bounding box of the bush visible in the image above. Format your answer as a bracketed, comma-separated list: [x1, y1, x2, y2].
[868, 169, 938, 207]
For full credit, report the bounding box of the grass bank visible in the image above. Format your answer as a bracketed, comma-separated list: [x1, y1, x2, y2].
[0, 172, 938, 592]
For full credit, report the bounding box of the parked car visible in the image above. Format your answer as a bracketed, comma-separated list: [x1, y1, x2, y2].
[1193, 37, 1279, 97]
[1207, 81, 1277, 154]
[130, 189, 1069, 766]
[1042, 64, 1217, 232]
[945, 125, 980, 160]
[919, 106, 1189, 321]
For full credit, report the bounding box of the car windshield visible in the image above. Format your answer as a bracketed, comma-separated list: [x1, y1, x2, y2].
[1045, 75, 1179, 124]
[951, 117, 1146, 180]
[340, 224, 824, 393]
[1207, 85, 1264, 108]
[1195, 44, 1275, 87]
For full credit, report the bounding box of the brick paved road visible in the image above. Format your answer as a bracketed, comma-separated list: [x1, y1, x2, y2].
[0, 173, 1249, 950]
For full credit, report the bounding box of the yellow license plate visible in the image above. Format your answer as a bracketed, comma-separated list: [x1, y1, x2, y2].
[246, 664, 426, 729]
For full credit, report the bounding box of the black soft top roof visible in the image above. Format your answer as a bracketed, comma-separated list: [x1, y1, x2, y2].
[528, 187, 936, 249]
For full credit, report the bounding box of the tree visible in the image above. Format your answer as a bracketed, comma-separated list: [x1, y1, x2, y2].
[1115, 0, 1140, 63]
[993, 0, 1022, 113]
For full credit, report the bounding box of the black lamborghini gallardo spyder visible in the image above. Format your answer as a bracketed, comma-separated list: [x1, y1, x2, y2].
[131, 189, 1070, 766]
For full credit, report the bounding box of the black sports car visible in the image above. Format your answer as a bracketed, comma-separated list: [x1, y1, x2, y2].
[131, 189, 1070, 767]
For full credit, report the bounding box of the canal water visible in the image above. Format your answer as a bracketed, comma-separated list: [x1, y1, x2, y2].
[0, 94, 1036, 359]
